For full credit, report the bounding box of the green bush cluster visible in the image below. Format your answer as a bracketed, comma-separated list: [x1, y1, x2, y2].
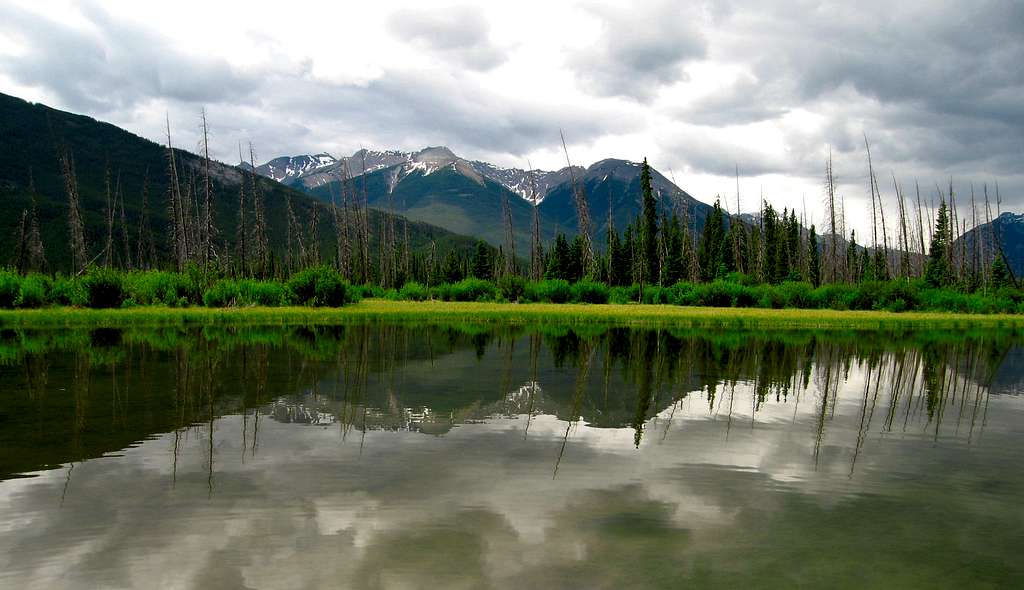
[1, 267, 1022, 315]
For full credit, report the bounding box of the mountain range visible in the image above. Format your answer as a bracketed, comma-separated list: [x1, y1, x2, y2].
[251, 145, 715, 251]
[3, 89, 1021, 279]
[0, 92, 481, 272]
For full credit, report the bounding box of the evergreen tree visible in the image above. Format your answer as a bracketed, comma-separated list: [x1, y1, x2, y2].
[990, 256, 1012, 289]
[442, 250, 464, 283]
[925, 201, 953, 287]
[639, 159, 659, 284]
[762, 203, 780, 283]
[698, 200, 726, 281]
[471, 240, 494, 280]
[663, 213, 685, 284]
[545, 234, 571, 280]
[607, 229, 628, 286]
[807, 225, 821, 287]
[568, 235, 584, 281]
[846, 230, 860, 282]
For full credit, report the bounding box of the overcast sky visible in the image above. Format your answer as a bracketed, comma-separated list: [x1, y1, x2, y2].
[1, 0, 1021, 237]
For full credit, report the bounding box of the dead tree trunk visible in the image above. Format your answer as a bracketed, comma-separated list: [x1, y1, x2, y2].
[560, 131, 594, 277]
[58, 146, 88, 274]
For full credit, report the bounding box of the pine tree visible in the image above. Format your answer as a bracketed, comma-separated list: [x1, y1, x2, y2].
[471, 240, 494, 280]
[699, 200, 726, 281]
[925, 200, 953, 287]
[568, 236, 584, 281]
[442, 250, 464, 283]
[662, 214, 685, 285]
[545, 234, 572, 280]
[990, 256, 1012, 289]
[846, 230, 860, 282]
[639, 159, 659, 285]
[807, 225, 821, 287]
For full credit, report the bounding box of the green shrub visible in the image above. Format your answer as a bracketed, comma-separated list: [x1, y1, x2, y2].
[124, 271, 201, 306]
[82, 268, 126, 308]
[446, 278, 496, 302]
[398, 281, 430, 301]
[287, 266, 350, 307]
[0, 271, 19, 308]
[776, 281, 814, 308]
[49, 276, 86, 306]
[571, 280, 609, 304]
[203, 280, 241, 307]
[525, 279, 572, 303]
[608, 285, 639, 304]
[497, 275, 526, 302]
[15, 274, 50, 308]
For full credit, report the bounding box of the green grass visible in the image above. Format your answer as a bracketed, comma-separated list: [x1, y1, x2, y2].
[3, 299, 1023, 330]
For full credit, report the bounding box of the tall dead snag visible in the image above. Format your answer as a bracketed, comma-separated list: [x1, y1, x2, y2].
[501, 190, 516, 277]
[247, 144, 269, 277]
[991, 182, 1017, 287]
[285, 196, 306, 275]
[14, 210, 27, 274]
[112, 173, 131, 270]
[166, 116, 187, 272]
[970, 184, 980, 282]
[137, 172, 155, 270]
[328, 173, 346, 277]
[893, 174, 910, 278]
[102, 163, 114, 267]
[200, 108, 216, 267]
[58, 146, 88, 274]
[731, 165, 744, 274]
[308, 204, 321, 267]
[528, 165, 543, 281]
[825, 149, 839, 283]
[915, 181, 926, 277]
[560, 131, 594, 277]
[235, 144, 248, 276]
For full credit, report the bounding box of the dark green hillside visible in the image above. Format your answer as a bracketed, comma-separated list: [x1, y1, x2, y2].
[539, 159, 715, 241]
[0, 92, 478, 272]
[309, 165, 558, 252]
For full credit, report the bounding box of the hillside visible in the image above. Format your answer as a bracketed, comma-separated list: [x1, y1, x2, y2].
[287, 147, 716, 249]
[956, 212, 1024, 277]
[0, 93, 481, 273]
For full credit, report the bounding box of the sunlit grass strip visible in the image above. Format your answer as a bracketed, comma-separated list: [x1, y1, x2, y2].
[3, 299, 1024, 329]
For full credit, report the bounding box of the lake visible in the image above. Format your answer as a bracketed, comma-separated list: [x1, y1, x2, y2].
[0, 322, 1022, 588]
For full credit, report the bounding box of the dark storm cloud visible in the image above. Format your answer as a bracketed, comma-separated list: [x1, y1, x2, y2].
[263, 67, 628, 158]
[388, 7, 506, 71]
[0, 3, 260, 114]
[697, 1, 1024, 174]
[568, 1, 707, 102]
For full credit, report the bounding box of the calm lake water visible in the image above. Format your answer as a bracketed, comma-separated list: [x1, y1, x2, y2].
[1, 322, 1022, 589]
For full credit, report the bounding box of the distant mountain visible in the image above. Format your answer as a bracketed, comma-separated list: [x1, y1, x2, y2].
[265, 147, 715, 249]
[0, 93, 482, 271]
[307, 148, 556, 253]
[957, 212, 1024, 277]
[249, 153, 338, 183]
[538, 158, 713, 238]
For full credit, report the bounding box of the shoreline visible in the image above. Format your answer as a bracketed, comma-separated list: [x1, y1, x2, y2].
[2, 299, 1024, 330]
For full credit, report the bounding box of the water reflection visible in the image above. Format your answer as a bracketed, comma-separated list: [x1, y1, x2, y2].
[0, 323, 1022, 587]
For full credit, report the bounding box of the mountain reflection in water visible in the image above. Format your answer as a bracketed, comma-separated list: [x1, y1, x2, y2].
[0, 323, 1022, 588]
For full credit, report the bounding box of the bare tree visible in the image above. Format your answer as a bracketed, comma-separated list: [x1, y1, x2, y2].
[102, 163, 114, 267]
[560, 131, 594, 276]
[528, 164, 543, 281]
[200, 108, 216, 267]
[58, 146, 88, 274]
[824, 150, 838, 283]
[501, 190, 516, 277]
[136, 172, 156, 270]
[247, 143, 269, 277]
[166, 116, 187, 271]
